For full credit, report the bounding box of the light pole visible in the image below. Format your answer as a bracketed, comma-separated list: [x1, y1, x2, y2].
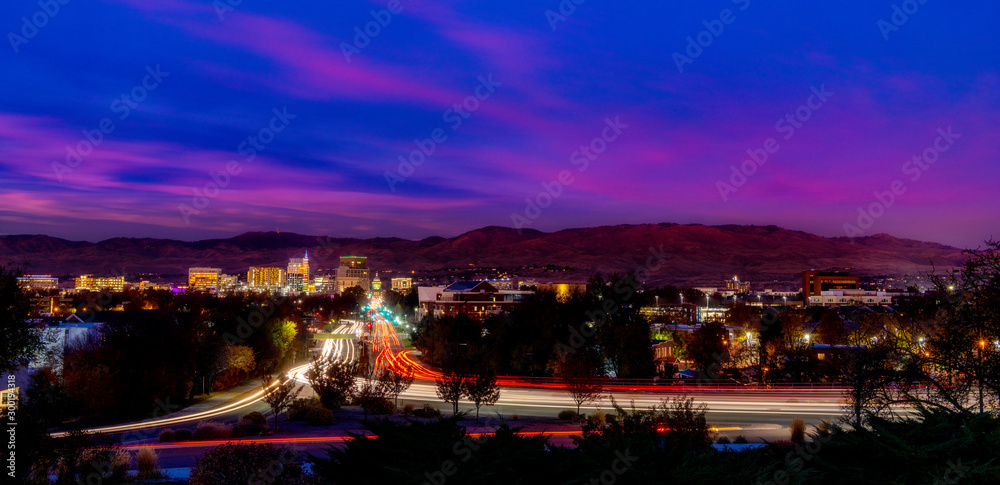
[979, 340, 986, 413]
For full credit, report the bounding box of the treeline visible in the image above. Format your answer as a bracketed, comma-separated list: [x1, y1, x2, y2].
[19, 288, 365, 423]
[412, 274, 654, 378]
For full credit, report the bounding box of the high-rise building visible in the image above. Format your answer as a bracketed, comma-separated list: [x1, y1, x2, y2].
[724, 275, 750, 294]
[75, 275, 125, 292]
[248, 266, 286, 290]
[188, 268, 222, 292]
[336, 256, 370, 293]
[287, 251, 310, 292]
[17, 275, 59, 291]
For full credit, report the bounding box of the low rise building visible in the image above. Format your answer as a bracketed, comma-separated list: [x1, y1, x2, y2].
[75, 275, 125, 292]
[416, 281, 533, 322]
[17, 274, 59, 292]
[390, 277, 413, 292]
[808, 289, 895, 307]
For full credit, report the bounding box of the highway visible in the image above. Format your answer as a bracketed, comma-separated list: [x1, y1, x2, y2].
[65, 307, 851, 442]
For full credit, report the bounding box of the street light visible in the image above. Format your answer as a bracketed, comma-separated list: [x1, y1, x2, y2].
[978, 340, 986, 413]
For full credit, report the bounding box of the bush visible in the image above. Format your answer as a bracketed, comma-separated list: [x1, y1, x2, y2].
[189, 443, 314, 485]
[366, 397, 396, 416]
[239, 411, 269, 435]
[305, 406, 335, 426]
[413, 404, 441, 418]
[289, 397, 321, 421]
[589, 412, 606, 425]
[137, 447, 164, 480]
[791, 418, 806, 444]
[733, 435, 748, 444]
[174, 429, 193, 441]
[193, 421, 232, 441]
[716, 436, 731, 444]
[242, 411, 267, 426]
[558, 410, 578, 421]
[158, 429, 176, 442]
[402, 403, 415, 415]
[511, 414, 519, 421]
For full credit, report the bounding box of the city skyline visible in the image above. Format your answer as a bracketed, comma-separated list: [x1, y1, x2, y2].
[1, 1, 997, 248]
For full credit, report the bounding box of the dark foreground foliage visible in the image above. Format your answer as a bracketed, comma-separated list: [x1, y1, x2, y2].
[306, 406, 1000, 485]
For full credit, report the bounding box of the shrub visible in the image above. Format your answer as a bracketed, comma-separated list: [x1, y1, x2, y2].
[158, 429, 176, 442]
[189, 443, 313, 485]
[558, 410, 578, 421]
[289, 397, 321, 421]
[305, 406, 335, 426]
[511, 414, 520, 421]
[590, 412, 607, 425]
[733, 435, 749, 444]
[366, 397, 396, 416]
[242, 411, 267, 426]
[413, 404, 441, 418]
[77, 448, 129, 484]
[174, 429, 193, 441]
[791, 418, 806, 444]
[137, 447, 164, 480]
[193, 421, 232, 441]
[716, 436, 731, 444]
[239, 411, 269, 435]
[110, 448, 130, 482]
[402, 403, 415, 415]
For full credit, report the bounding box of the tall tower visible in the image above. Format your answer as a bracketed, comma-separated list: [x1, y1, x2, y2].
[303, 250, 310, 283]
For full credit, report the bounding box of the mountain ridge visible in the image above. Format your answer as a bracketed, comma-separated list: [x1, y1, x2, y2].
[0, 223, 969, 287]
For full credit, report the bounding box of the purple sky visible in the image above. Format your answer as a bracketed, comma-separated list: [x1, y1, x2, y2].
[1, 1, 997, 248]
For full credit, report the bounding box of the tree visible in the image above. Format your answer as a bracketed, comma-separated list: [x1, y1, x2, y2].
[818, 308, 848, 345]
[306, 359, 357, 409]
[0, 263, 42, 373]
[462, 370, 500, 423]
[260, 373, 302, 430]
[377, 368, 414, 410]
[686, 321, 730, 378]
[354, 378, 390, 420]
[435, 372, 466, 415]
[556, 350, 606, 416]
[725, 303, 757, 327]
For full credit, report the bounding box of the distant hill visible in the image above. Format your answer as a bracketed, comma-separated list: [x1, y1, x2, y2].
[0, 223, 968, 287]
